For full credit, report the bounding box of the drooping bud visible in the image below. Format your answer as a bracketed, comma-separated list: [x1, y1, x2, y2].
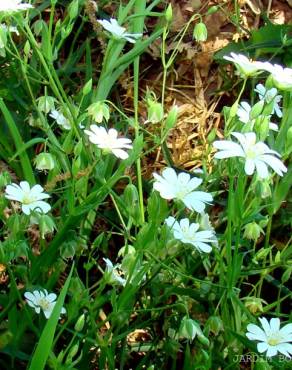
[193, 22, 208, 42]
[87, 101, 110, 123]
[243, 222, 264, 241]
[34, 153, 55, 171]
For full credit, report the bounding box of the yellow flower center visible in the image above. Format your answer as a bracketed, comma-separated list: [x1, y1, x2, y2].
[267, 334, 282, 346]
[38, 298, 50, 311]
[22, 192, 35, 204]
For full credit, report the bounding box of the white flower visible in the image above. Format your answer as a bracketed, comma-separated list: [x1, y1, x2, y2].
[84, 125, 133, 159]
[261, 63, 292, 90]
[246, 317, 292, 358]
[5, 181, 51, 215]
[49, 110, 71, 130]
[223, 53, 265, 78]
[97, 18, 142, 43]
[153, 168, 213, 213]
[0, 0, 33, 12]
[213, 132, 287, 179]
[165, 216, 217, 253]
[255, 83, 282, 118]
[103, 258, 126, 286]
[24, 289, 66, 319]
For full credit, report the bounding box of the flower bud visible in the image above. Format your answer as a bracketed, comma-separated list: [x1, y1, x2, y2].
[147, 101, 164, 124]
[87, 101, 110, 123]
[250, 100, 264, 120]
[179, 316, 202, 342]
[205, 315, 223, 335]
[193, 22, 208, 42]
[82, 79, 92, 96]
[34, 153, 55, 171]
[258, 179, 271, 199]
[164, 105, 178, 131]
[255, 247, 271, 262]
[65, 343, 79, 364]
[74, 313, 85, 332]
[165, 4, 172, 23]
[243, 222, 264, 241]
[37, 96, 56, 114]
[244, 296, 265, 314]
[0, 171, 11, 189]
[30, 214, 56, 238]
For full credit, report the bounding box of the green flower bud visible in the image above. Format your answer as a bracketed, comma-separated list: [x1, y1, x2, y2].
[243, 296, 266, 314]
[0, 171, 11, 189]
[255, 116, 269, 142]
[165, 4, 173, 23]
[229, 100, 239, 118]
[30, 214, 56, 239]
[243, 222, 264, 241]
[205, 315, 223, 335]
[34, 153, 55, 171]
[193, 22, 208, 42]
[165, 105, 178, 131]
[255, 247, 271, 262]
[179, 316, 203, 342]
[82, 79, 92, 96]
[147, 101, 164, 123]
[74, 313, 86, 332]
[250, 100, 264, 120]
[259, 178, 272, 199]
[87, 101, 110, 123]
[65, 343, 79, 364]
[37, 96, 56, 114]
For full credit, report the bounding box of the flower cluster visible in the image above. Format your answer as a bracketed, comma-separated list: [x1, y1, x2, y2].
[224, 52, 292, 91]
[153, 167, 216, 254]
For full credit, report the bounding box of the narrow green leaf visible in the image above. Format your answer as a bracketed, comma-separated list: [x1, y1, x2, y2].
[28, 264, 74, 370]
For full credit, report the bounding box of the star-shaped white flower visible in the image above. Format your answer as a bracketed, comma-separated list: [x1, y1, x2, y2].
[5, 181, 51, 215]
[84, 125, 133, 159]
[260, 63, 292, 91]
[213, 132, 287, 179]
[103, 258, 126, 286]
[237, 101, 278, 131]
[246, 317, 292, 358]
[254, 83, 282, 118]
[153, 168, 213, 213]
[0, 0, 33, 12]
[223, 53, 265, 78]
[24, 289, 66, 319]
[165, 216, 216, 253]
[97, 18, 142, 43]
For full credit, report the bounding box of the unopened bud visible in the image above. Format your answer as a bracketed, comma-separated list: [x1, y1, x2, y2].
[165, 4, 173, 23]
[87, 101, 110, 123]
[34, 153, 55, 171]
[74, 313, 85, 332]
[193, 22, 208, 42]
[243, 222, 264, 241]
[179, 316, 202, 342]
